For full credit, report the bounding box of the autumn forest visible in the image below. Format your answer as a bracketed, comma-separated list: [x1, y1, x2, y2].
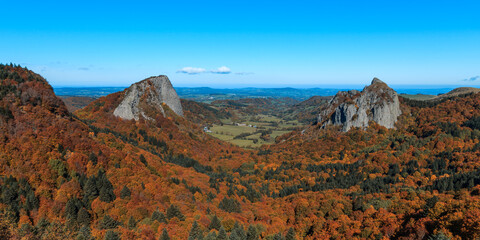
[1, 64, 480, 240]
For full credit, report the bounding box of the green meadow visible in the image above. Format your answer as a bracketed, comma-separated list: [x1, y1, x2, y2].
[207, 114, 302, 149]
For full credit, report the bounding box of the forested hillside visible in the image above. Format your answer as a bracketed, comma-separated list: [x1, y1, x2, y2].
[1, 65, 480, 239]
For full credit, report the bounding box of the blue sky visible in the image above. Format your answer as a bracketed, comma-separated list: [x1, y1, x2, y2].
[1, 0, 479, 87]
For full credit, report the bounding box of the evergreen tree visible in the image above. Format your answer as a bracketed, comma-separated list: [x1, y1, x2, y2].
[229, 231, 242, 240]
[127, 216, 136, 229]
[76, 233, 87, 240]
[188, 221, 203, 240]
[204, 231, 217, 240]
[96, 169, 107, 189]
[35, 218, 50, 234]
[246, 225, 259, 240]
[83, 176, 98, 202]
[120, 185, 131, 199]
[352, 196, 364, 211]
[425, 196, 439, 210]
[159, 228, 170, 240]
[104, 230, 120, 240]
[77, 208, 91, 226]
[49, 159, 69, 179]
[152, 210, 167, 223]
[218, 197, 242, 213]
[4, 206, 19, 224]
[273, 233, 285, 240]
[216, 226, 227, 240]
[140, 154, 147, 166]
[18, 224, 35, 238]
[285, 228, 296, 240]
[230, 222, 246, 240]
[99, 177, 116, 203]
[100, 215, 119, 229]
[2, 186, 18, 206]
[76, 226, 92, 240]
[208, 215, 221, 230]
[88, 152, 98, 165]
[65, 197, 82, 220]
[166, 204, 185, 221]
[24, 191, 39, 211]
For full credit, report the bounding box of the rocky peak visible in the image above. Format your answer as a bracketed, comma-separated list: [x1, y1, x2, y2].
[371, 77, 385, 85]
[317, 78, 401, 131]
[113, 75, 183, 121]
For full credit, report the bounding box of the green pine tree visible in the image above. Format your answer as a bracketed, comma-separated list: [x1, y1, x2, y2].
[188, 221, 204, 240]
[83, 176, 98, 202]
[35, 218, 50, 234]
[204, 231, 217, 240]
[230, 222, 246, 240]
[216, 226, 227, 240]
[120, 185, 131, 199]
[273, 233, 285, 240]
[159, 228, 170, 240]
[285, 228, 296, 240]
[166, 204, 185, 221]
[127, 216, 136, 229]
[104, 230, 120, 240]
[99, 177, 116, 203]
[246, 225, 259, 240]
[24, 191, 39, 211]
[155, 211, 167, 223]
[99, 215, 118, 230]
[208, 215, 221, 230]
[229, 231, 242, 240]
[77, 208, 91, 226]
[65, 198, 80, 220]
[88, 152, 98, 165]
[76, 226, 92, 240]
[140, 154, 147, 166]
[218, 197, 242, 213]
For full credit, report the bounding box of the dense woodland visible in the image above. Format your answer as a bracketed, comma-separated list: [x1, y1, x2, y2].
[1, 64, 480, 239]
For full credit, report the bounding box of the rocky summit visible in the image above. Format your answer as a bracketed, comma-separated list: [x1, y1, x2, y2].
[317, 78, 401, 131]
[113, 75, 183, 120]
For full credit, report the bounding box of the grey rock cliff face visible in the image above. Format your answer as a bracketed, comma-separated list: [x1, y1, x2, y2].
[113, 75, 183, 120]
[317, 78, 401, 132]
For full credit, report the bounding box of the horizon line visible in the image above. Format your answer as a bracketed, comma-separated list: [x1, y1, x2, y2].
[52, 84, 480, 89]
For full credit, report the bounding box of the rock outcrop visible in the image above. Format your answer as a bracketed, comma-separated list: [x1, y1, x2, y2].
[317, 78, 401, 131]
[113, 75, 183, 120]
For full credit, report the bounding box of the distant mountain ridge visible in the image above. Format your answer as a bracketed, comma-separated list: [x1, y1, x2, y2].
[59, 96, 96, 112]
[54, 86, 470, 103]
[435, 87, 480, 99]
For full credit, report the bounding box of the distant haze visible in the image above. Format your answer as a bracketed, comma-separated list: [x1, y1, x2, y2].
[53, 86, 458, 101]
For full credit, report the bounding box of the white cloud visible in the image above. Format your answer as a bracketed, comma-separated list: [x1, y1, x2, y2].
[463, 76, 480, 81]
[177, 66, 234, 74]
[235, 72, 254, 75]
[211, 66, 231, 74]
[177, 67, 206, 74]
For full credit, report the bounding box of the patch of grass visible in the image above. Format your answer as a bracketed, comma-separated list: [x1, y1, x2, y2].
[207, 114, 302, 149]
[270, 130, 291, 138]
[400, 94, 436, 101]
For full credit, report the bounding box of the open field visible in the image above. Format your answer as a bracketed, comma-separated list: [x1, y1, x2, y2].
[207, 114, 302, 149]
[400, 94, 436, 100]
